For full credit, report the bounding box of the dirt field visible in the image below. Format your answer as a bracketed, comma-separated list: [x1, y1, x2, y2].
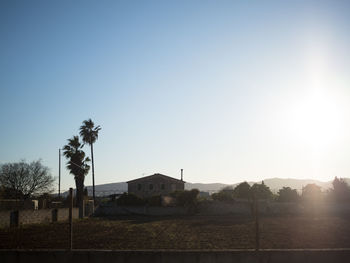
[1, 215, 350, 249]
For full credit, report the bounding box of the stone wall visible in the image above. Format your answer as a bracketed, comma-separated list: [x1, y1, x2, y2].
[0, 208, 79, 228]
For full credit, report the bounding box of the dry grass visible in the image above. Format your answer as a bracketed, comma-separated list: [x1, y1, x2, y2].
[1, 215, 350, 249]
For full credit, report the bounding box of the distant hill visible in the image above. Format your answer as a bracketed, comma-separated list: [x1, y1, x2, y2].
[61, 182, 127, 197]
[61, 177, 350, 196]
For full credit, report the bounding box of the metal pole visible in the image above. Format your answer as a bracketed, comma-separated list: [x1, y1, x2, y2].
[59, 149, 61, 198]
[91, 142, 95, 204]
[69, 188, 73, 250]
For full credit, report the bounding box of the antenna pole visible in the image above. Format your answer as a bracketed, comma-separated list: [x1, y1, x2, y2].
[59, 148, 61, 198]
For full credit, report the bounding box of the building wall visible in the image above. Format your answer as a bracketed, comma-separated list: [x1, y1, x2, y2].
[128, 177, 184, 197]
[0, 208, 79, 228]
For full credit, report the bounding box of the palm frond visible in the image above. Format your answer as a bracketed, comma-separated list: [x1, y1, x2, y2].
[79, 119, 101, 145]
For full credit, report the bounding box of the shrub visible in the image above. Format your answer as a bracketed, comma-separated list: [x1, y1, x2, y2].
[250, 182, 273, 200]
[330, 177, 350, 202]
[302, 184, 322, 202]
[171, 189, 199, 207]
[277, 187, 299, 202]
[233, 182, 251, 200]
[116, 193, 146, 206]
[146, 195, 162, 206]
[212, 188, 235, 203]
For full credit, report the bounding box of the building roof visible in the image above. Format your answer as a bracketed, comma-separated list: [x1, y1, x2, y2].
[127, 173, 185, 184]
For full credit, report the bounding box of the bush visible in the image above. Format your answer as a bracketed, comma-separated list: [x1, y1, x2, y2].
[330, 177, 350, 202]
[0, 186, 24, 199]
[302, 184, 322, 202]
[146, 195, 162, 206]
[212, 187, 235, 203]
[116, 193, 146, 206]
[233, 182, 251, 200]
[62, 194, 77, 207]
[250, 182, 273, 200]
[212, 182, 273, 202]
[171, 189, 199, 207]
[277, 187, 299, 202]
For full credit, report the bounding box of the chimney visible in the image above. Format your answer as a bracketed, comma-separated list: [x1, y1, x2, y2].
[181, 169, 183, 181]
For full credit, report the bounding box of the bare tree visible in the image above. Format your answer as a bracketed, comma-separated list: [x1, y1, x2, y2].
[0, 160, 54, 198]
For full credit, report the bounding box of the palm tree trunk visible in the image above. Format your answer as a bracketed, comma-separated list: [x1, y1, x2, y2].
[91, 142, 95, 204]
[75, 177, 84, 219]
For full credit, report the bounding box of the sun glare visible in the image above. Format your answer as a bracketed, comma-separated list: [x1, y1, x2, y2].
[291, 89, 341, 149]
[290, 47, 343, 151]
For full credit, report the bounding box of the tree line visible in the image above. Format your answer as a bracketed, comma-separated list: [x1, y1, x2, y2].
[211, 177, 350, 203]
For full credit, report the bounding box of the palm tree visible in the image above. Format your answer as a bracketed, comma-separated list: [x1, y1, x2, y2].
[79, 119, 101, 203]
[63, 136, 90, 218]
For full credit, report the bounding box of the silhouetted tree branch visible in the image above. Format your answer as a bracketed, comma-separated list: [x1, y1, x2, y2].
[0, 160, 54, 198]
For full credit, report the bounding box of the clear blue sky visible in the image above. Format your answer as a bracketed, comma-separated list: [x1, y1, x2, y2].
[1, 0, 350, 191]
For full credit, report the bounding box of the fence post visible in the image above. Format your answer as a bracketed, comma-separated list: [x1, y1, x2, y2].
[254, 197, 260, 251]
[69, 188, 73, 250]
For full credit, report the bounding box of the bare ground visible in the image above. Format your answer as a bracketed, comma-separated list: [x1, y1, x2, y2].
[1, 215, 350, 249]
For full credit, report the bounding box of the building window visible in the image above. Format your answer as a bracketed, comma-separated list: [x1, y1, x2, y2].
[161, 184, 165, 190]
[138, 184, 142, 191]
[149, 184, 153, 190]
